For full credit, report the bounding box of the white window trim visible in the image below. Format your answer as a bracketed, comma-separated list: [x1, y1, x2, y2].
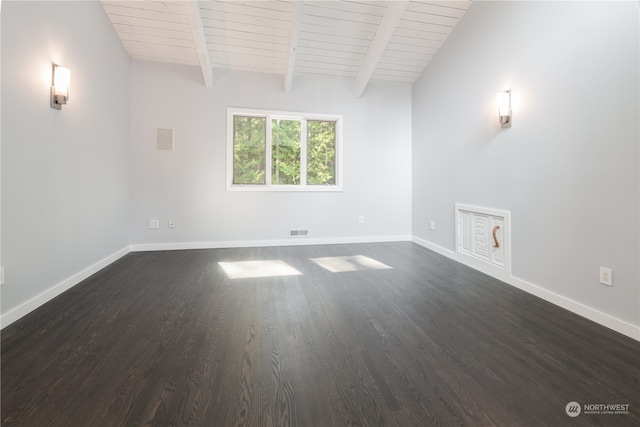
[226, 107, 343, 192]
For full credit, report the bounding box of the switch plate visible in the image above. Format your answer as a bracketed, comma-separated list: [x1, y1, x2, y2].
[149, 219, 160, 229]
[168, 219, 175, 229]
[0, 267, 4, 285]
[358, 216, 364, 224]
[429, 220, 435, 231]
[599, 267, 612, 286]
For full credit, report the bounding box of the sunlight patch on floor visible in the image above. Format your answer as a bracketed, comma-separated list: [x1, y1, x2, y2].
[310, 255, 392, 273]
[219, 260, 303, 280]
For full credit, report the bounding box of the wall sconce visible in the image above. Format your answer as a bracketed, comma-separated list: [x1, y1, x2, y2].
[51, 64, 70, 110]
[497, 89, 512, 128]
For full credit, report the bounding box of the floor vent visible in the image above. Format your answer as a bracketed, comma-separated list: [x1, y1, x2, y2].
[455, 204, 510, 272]
[289, 229, 309, 238]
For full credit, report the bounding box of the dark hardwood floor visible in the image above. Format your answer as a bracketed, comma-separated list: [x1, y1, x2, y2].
[2, 242, 639, 426]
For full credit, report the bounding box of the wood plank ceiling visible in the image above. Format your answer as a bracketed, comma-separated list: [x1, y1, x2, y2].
[101, 0, 472, 96]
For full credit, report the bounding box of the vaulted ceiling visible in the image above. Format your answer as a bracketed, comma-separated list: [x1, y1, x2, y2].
[101, 0, 472, 96]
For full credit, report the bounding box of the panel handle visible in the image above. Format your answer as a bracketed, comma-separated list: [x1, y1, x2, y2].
[492, 225, 500, 248]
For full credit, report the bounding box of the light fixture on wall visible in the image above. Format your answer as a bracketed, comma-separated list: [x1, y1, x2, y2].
[497, 89, 512, 128]
[50, 64, 70, 110]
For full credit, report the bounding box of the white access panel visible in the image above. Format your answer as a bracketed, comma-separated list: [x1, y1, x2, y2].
[156, 128, 174, 151]
[456, 204, 511, 272]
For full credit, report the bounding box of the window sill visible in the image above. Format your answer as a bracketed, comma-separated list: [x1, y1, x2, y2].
[227, 185, 343, 192]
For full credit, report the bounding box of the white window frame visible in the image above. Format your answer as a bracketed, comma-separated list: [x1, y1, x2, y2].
[227, 107, 343, 192]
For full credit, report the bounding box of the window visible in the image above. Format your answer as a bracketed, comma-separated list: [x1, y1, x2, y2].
[227, 108, 342, 191]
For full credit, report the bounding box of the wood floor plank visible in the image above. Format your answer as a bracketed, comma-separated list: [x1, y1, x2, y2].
[2, 242, 639, 426]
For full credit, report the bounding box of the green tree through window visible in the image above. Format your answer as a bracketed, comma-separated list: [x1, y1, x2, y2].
[233, 116, 266, 185]
[228, 109, 341, 191]
[307, 120, 336, 185]
[272, 119, 301, 185]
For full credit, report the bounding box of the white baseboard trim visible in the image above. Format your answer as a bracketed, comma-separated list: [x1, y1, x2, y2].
[1, 246, 131, 329]
[130, 234, 412, 252]
[8, 236, 636, 341]
[0, 236, 408, 329]
[412, 236, 640, 342]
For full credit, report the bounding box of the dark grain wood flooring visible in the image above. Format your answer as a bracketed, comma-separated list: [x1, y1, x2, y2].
[2, 242, 639, 426]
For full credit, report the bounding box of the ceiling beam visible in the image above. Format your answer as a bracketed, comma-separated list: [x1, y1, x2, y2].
[185, 0, 213, 88]
[353, 0, 409, 98]
[284, 1, 303, 93]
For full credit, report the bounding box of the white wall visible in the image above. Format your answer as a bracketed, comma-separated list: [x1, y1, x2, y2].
[130, 62, 412, 249]
[1, 1, 131, 325]
[412, 1, 639, 336]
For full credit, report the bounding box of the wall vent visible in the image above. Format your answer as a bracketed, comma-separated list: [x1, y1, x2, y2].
[455, 204, 511, 272]
[156, 128, 174, 151]
[289, 229, 309, 238]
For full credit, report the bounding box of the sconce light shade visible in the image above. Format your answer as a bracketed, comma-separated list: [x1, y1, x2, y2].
[51, 64, 70, 110]
[497, 90, 511, 128]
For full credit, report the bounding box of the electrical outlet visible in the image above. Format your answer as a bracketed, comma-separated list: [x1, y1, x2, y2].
[149, 219, 160, 229]
[599, 267, 612, 286]
[358, 216, 364, 224]
[429, 220, 435, 231]
[168, 219, 175, 229]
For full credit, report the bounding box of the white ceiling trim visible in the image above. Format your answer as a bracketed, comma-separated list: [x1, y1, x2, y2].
[185, 0, 213, 88]
[102, 1, 473, 95]
[354, 0, 410, 98]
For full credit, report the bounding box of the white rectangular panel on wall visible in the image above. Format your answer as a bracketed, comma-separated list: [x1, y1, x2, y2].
[456, 204, 511, 272]
[156, 128, 174, 151]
